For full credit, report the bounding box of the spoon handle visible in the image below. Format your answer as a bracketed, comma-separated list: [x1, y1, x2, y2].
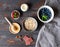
[5, 17, 12, 26]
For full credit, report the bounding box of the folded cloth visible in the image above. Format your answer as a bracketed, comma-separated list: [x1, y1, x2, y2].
[35, 0, 60, 46]
[35, 17, 60, 47]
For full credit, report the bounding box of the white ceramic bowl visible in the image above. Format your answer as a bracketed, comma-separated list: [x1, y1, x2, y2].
[37, 5, 54, 23]
[24, 17, 38, 31]
[11, 10, 20, 20]
[20, 4, 29, 12]
[9, 23, 21, 34]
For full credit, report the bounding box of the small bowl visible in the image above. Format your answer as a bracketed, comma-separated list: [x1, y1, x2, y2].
[20, 4, 29, 12]
[37, 5, 54, 23]
[9, 23, 21, 34]
[23, 17, 38, 31]
[11, 10, 20, 20]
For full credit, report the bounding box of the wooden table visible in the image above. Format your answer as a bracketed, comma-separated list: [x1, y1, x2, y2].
[0, 0, 45, 47]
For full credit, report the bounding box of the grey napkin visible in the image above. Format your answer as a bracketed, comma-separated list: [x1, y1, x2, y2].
[35, 0, 60, 47]
[35, 17, 60, 47]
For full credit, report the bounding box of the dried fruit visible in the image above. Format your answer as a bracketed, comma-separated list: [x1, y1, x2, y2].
[23, 35, 33, 45]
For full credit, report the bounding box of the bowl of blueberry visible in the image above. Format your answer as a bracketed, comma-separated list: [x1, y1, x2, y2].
[37, 5, 54, 23]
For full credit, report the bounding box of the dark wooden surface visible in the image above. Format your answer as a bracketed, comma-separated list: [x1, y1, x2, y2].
[0, 0, 45, 47]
